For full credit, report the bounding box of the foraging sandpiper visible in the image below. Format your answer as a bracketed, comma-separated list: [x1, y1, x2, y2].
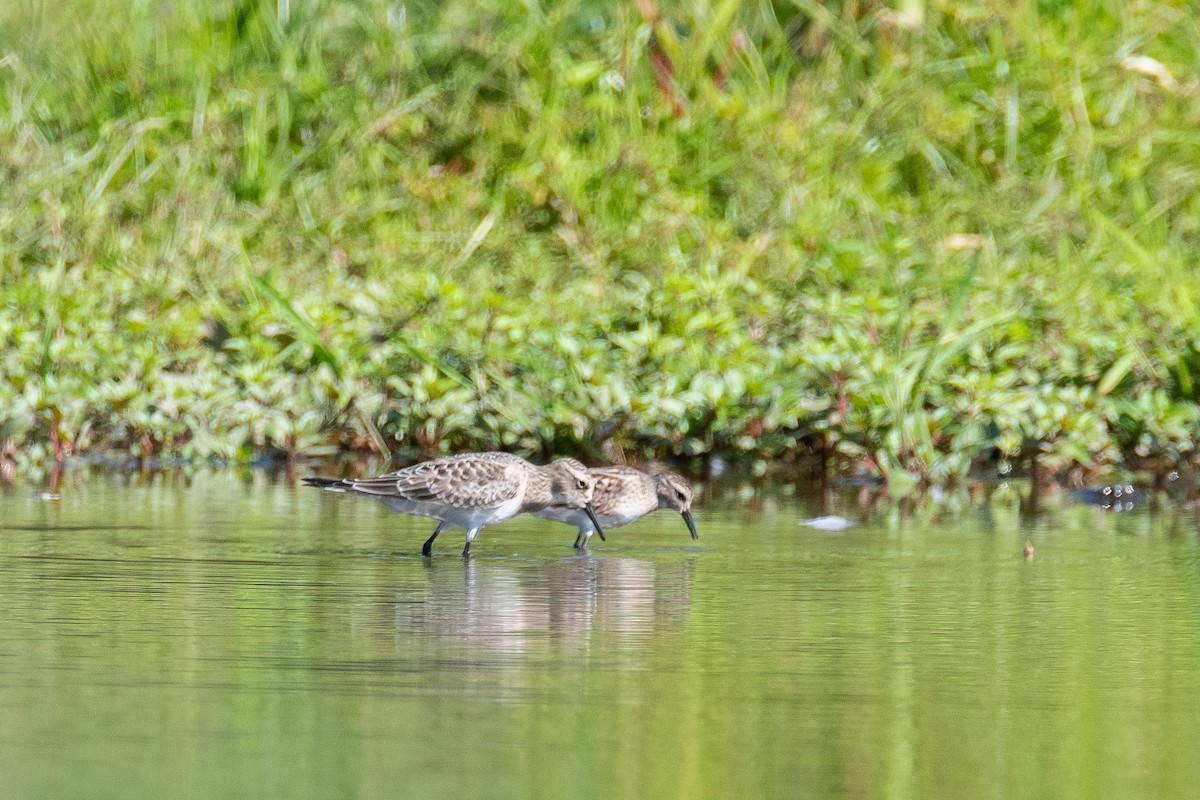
[303, 452, 606, 557]
[534, 466, 698, 548]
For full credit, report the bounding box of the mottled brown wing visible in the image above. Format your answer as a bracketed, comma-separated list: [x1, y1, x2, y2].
[347, 456, 521, 508]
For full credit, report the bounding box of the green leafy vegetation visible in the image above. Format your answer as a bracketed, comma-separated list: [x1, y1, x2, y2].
[2, 0, 1199, 484]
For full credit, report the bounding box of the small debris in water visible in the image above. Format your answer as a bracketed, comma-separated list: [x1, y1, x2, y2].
[799, 515, 854, 531]
[1068, 483, 1145, 511]
[1022, 541, 1035, 561]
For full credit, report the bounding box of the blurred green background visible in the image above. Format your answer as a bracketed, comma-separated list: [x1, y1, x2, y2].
[1, 0, 1198, 483]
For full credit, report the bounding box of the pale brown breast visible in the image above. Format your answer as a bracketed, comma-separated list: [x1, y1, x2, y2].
[589, 467, 656, 517]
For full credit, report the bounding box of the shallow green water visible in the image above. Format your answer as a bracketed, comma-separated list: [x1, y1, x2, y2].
[1, 471, 1199, 799]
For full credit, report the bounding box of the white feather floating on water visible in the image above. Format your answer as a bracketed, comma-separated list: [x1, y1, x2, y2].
[798, 515, 854, 531]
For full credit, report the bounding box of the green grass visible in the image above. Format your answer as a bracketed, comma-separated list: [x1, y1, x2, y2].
[2, 0, 1199, 484]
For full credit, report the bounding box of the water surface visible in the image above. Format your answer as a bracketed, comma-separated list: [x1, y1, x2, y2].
[1, 472, 1198, 799]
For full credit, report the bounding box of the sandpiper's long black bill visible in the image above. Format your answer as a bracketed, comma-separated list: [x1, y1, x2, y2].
[682, 510, 699, 540]
[585, 503, 606, 541]
[302, 476, 345, 490]
[300, 472, 348, 491]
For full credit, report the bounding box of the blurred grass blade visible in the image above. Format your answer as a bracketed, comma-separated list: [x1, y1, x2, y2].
[1097, 353, 1136, 396]
[445, 212, 496, 273]
[249, 273, 343, 379]
[85, 138, 137, 211]
[393, 341, 472, 391]
[353, 402, 390, 456]
[787, 0, 871, 56]
[1090, 210, 1155, 270]
[39, 309, 55, 379]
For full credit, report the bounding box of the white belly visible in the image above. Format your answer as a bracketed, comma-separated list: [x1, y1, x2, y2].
[534, 506, 645, 532]
[479, 495, 524, 526]
[380, 494, 524, 531]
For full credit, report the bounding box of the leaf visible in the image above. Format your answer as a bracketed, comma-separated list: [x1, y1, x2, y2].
[1176, 356, 1193, 397]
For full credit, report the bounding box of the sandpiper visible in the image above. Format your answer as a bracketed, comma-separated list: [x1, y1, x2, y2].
[303, 452, 606, 557]
[534, 466, 698, 548]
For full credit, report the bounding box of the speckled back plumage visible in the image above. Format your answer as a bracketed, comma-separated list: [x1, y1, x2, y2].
[344, 452, 530, 509]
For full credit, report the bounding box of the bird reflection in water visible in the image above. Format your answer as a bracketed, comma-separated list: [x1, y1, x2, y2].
[387, 556, 695, 659]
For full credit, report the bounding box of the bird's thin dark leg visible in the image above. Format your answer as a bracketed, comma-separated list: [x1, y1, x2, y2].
[573, 531, 585, 549]
[422, 522, 443, 557]
[462, 527, 479, 558]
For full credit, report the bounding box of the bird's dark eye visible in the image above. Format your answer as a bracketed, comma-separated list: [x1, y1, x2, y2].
[576, 479, 587, 490]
